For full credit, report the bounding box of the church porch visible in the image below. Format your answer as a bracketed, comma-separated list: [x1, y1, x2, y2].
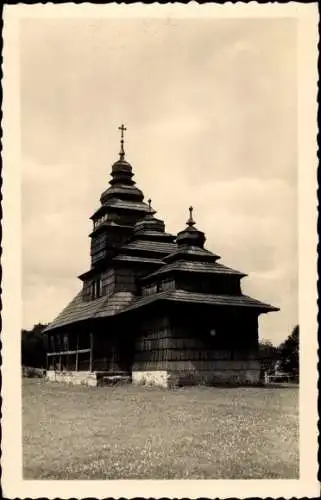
[45, 319, 133, 387]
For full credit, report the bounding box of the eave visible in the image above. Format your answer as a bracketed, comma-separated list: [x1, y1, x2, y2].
[121, 289, 279, 314]
[140, 260, 247, 283]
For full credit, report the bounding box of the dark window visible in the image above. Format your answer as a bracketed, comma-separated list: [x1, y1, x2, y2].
[96, 278, 102, 297]
[91, 277, 102, 299]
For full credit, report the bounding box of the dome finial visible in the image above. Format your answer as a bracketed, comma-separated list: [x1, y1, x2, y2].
[176, 206, 206, 248]
[187, 206, 196, 227]
[148, 198, 152, 212]
[118, 123, 127, 160]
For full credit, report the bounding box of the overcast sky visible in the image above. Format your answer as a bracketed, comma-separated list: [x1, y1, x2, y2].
[20, 17, 297, 345]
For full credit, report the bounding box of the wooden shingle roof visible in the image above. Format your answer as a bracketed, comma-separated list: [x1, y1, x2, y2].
[121, 240, 177, 255]
[90, 199, 150, 220]
[44, 285, 278, 332]
[95, 292, 135, 318]
[43, 292, 105, 331]
[164, 245, 220, 263]
[141, 259, 246, 281]
[112, 255, 164, 265]
[44, 291, 135, 332]
[122, 289, 279, 313]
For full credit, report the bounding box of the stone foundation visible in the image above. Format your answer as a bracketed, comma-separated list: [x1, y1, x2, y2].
[46, 370, 98, 387]
[46, 370, 132, 387]
[47, 361, 261, 389]
[132, 360, 261, 388]
[132, 370, 169, 388]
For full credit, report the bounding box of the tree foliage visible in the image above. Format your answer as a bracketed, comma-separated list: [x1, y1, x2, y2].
[278, 325, 299, 377]
[21, 323, 48, 368]
[258, 339, 279, 374]
[259, 325, 300, 380]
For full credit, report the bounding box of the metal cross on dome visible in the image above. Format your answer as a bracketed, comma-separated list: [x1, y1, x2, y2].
[118, 123, 127, 160]
[187, 206, 196, 227]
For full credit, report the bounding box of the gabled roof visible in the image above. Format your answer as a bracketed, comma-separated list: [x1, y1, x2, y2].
[141, 259, 246, 281]
[122, 289, 279, 314]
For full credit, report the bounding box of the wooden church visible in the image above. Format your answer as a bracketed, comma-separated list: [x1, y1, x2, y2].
[44, 125, 279, 387]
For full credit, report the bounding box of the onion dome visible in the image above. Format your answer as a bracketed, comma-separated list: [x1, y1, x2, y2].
[134, 199, 165, 233]
[100, 124, 144, 204]
[176, 206, 206, 248]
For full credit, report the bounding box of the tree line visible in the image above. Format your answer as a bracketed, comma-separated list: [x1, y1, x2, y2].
[21, 323, 49, 368]
[21, 323, 299, 378]
[259, 325, 299, 379]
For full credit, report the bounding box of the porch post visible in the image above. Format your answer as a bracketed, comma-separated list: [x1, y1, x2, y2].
[75, 331, 79, 372]
[89, 332, 94, 372]
[66, 332, 69, 370]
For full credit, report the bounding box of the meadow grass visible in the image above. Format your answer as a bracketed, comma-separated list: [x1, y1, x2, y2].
[23, 378, 299, 479]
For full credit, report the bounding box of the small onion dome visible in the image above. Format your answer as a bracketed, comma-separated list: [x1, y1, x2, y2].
[109, 159, 135, 186]
[134, 199, 165, 233]
[176, 206, 206, 248]
[100, 183, 144, 204]
[109, 124, 135, 186]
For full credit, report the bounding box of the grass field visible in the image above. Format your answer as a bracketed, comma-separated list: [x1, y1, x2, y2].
[23, 378, 299, 479]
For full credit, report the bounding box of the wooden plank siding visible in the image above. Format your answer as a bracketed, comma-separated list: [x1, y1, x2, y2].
[177, 273, 242, 296]
[114, 267, 137, 293]
[132, 306, 259, 372]
[46, 302, 259, 378]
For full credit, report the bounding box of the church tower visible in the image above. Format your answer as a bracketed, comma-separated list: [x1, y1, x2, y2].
[79, 125, 152, 299]
[89, 124, 151, 264]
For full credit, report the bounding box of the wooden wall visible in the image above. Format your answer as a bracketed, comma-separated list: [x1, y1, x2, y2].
[47, 304, 259, 380]
[132, 311, 170, 371]
[132, 304, 259, 374]
[92, 318, 135, 373]
[102, 269, 115, 297]
[176, 273, 242, 296]
[114, 267, 137, 293]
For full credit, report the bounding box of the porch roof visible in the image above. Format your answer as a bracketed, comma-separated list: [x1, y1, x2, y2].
[43, 291, 135, 332]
